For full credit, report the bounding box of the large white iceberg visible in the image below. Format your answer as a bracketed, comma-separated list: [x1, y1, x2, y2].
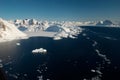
[32, 48, 47, 54]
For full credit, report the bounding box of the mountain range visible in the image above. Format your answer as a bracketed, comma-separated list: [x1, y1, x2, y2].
[0, 18, 119, 42]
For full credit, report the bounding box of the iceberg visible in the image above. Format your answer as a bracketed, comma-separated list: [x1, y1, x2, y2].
[32, 48, 47, 54]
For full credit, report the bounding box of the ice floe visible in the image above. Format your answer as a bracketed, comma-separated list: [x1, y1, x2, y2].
[92, 41, 98, 47]
[16, 42, 21, 46]
[95, 49, 111, 64]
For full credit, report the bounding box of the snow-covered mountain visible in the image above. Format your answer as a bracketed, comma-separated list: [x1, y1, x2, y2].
[0, 18, 27, 42]
[13, 19, 84, 40]
[1, 18, 120, 42]
[14, 19, 50, 32]
[13, 19, 96, 32]
[96, 20, 117, 26]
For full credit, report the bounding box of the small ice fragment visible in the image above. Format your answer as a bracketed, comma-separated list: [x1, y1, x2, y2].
[92, 41, 97, 47]
[37, 75, 43, 80]
[91, 69, 96, 72]
[53, 36, 62, 40]
[95, 49, 100, 54]
[16, 43, 20, 46]
[37, 69, 42, 73]
[95, 70, 102, 75]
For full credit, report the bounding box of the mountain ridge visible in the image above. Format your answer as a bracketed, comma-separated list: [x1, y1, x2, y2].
[0, 18, 27, 42]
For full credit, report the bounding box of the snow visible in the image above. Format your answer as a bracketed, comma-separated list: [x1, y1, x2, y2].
[2, 18, 119, 42]
[96, 20, 119, 27]
[25, 31, 56, 38]
[0, 18, 27, 42]
[32, 48, 47, 54]
[98, 20, 113, 25]
[13, 19, 83, 40]
[0, 18, 81, 42]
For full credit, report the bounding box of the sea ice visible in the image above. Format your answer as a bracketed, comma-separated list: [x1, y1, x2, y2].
[95, 49, 111, 64]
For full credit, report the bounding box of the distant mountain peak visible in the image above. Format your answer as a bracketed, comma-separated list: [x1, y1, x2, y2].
[96, 20, 114, 26]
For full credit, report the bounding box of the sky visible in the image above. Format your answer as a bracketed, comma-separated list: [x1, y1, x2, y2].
[0, 0, 120, 21]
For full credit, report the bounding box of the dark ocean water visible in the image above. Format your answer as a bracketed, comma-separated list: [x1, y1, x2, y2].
[0, 26, 120, 80]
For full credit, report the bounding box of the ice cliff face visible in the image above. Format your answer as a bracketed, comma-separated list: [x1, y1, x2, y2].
[0, 18, 27, 42]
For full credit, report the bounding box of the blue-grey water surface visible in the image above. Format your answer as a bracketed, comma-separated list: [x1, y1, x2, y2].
[0, 26, 120, 80]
